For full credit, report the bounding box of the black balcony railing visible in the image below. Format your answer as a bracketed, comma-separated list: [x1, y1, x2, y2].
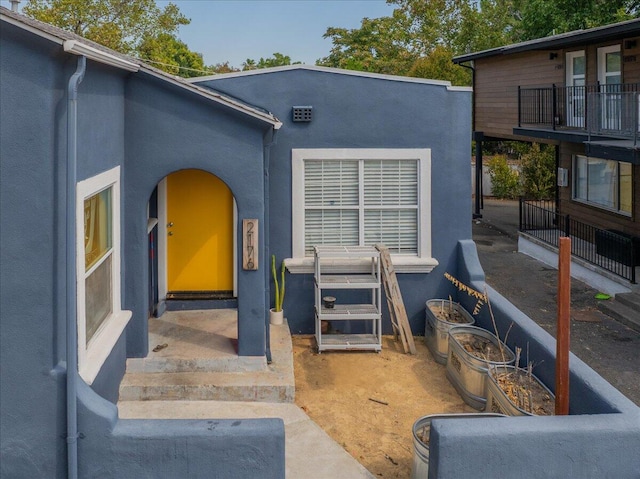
[519, 199, 638, 283]
[518, 83, 640, 140]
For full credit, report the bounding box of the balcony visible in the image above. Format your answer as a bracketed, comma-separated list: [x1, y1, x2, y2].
[517, 83, 640, 162]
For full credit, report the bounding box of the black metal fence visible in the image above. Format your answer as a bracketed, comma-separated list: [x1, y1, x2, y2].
[519, 199, 637, 283]
[518, 83, 640, 136]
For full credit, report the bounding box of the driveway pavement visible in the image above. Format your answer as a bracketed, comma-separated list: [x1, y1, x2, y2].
[473, 198, 640, 406]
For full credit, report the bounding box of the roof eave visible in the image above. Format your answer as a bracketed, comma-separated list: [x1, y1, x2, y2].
[453, 19, 640, 63]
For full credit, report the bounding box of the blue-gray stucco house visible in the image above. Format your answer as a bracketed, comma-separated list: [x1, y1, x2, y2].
[1, 6, 639, 479]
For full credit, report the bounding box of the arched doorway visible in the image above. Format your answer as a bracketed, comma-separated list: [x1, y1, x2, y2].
[152, 169, 236, 310]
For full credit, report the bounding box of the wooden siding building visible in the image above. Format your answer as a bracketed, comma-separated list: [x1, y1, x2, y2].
[455, 20, 640, 281]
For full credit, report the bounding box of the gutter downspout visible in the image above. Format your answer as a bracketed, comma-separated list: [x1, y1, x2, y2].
[66, 55, 86, 479]
[263, 128, 279, 363]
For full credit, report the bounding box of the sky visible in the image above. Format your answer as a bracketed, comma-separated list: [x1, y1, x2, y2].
[155, 0, 396, 68]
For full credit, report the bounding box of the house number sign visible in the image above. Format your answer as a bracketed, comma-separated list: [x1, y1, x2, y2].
[242, 219, 258, 270]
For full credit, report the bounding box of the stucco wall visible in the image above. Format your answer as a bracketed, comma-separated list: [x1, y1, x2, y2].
[0, 23, 284, 478]
[122, 72, 272, 358]
[201, 69, 473, 334]
[0, 24, 69, 478]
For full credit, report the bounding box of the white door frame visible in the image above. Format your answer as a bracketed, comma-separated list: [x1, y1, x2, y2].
[566, 50, 586, 128]
[597, 45, 622, 130]
[156, 174, 238, 304]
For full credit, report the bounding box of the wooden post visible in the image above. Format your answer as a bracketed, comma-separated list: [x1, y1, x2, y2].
[555, 236, 571, 415]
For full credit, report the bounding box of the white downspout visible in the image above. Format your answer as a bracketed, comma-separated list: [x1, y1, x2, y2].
[66, 55, 86, 479]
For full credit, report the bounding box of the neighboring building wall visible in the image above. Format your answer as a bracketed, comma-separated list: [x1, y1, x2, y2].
[559, 143, 640, 236]
[474, 51, 563, 140]
[201, 69, 473, 335]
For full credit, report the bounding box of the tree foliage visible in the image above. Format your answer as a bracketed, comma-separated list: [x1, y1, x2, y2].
[22, 0, 213, 77]
[520, 143, 556, 200]
[318, 0, 640, 83]
[137, 33, 206, 78]
[318, 12, 418, 74]
[513, 0, 640, 41]
[487, 155, 521, 199]
[24, 0, 189, 53]
[242, 53, 300, 71]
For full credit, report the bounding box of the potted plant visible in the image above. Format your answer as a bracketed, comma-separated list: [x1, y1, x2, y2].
[486, 363, 555, 416]
[445, 325, 515, 410]
[424, 297, 475, 364]
[270, 254, 285, 325]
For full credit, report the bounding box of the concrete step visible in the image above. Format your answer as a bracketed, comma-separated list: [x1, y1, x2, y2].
[597, 298, 640, 333]
[119, 368, 294, 403]
[125, 355, 268, 374]
[615, 292, 640, 311]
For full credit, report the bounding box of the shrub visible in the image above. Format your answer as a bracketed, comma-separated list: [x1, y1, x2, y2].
[487, 155, 520, 199]
[521, 143, 555, 200]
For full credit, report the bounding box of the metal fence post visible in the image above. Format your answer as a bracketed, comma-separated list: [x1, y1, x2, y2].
[519, 197, 523, 231]
[552, 84, 557, 130]
[564, 214, 571, 238]
[518, 86, 522, 127]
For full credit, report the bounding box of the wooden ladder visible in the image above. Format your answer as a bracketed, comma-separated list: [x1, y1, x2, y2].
[376, 244, 416, 354]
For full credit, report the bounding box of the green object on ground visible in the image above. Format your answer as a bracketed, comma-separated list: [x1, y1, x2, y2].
[595, 293, 611, 300]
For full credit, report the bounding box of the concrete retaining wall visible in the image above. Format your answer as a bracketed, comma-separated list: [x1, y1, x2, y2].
[427, 239, 640, 478]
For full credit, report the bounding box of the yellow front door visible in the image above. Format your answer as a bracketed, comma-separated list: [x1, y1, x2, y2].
[167, 169, 233, 293]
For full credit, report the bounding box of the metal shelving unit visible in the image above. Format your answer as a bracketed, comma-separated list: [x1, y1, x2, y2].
[314, 246, 382, 352]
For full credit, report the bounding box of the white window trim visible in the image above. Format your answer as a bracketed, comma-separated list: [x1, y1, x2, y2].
[77, 166, 131, 384]
[287, 148, 438, 274]
[571, 154, 632, 217]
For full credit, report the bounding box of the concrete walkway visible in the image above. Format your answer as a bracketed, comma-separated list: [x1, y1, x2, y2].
[119, 400, 375, 479]
[117, 313, 375, 478]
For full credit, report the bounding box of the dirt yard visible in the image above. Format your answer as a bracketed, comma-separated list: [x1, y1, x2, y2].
[292, 335, 475, 478]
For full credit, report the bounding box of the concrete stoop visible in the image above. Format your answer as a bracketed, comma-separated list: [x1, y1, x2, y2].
[597, 292, 640, 333]
[117, 313, 375, 478]
[119, 312, 295, 403]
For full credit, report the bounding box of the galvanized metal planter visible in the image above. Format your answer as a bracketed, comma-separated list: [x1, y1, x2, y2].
[486, 365, 555, 416]
[445, 325, 515, 410]
[424, 299, 475, 365]
[411, 413, 506, 479]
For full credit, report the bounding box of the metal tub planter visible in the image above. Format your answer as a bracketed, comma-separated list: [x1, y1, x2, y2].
[411, 413, 506, 479]
[446, 325, 515, 410]
[486, 365, 555, 416]
[424, 299, 475, 364]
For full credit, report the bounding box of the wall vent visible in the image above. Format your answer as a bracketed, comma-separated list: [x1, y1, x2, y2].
[292, 106, 313, 122]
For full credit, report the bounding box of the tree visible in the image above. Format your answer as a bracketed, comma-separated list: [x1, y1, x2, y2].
[318, 12, 418, 74]
[23, 0, 189, 54]
[408, 45, 471, 85]
[520, 143, 556, 200]
[138, 34, 208, 78]
[512, 0, 640, 41]
[242, 53, 300, 71]
[209, 62, 240, 74]
[22, 0, 213, 78]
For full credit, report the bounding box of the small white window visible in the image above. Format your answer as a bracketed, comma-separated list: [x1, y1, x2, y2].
[77, 166, 131, 383]
[288, 149, 438, 273]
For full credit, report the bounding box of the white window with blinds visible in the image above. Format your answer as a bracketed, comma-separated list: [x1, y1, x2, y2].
[290, 149, 438, 273]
